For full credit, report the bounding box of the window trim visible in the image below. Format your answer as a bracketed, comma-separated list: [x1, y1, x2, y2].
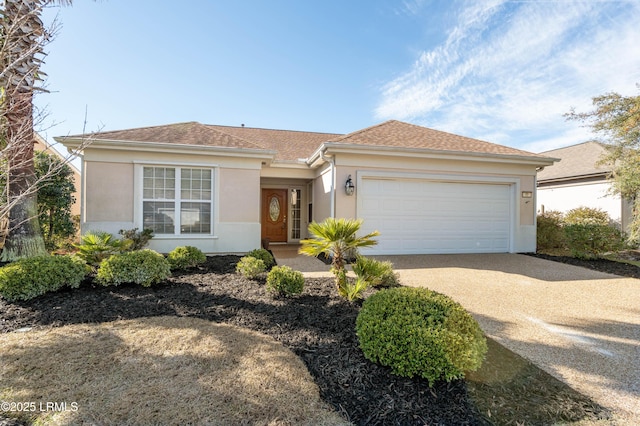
[134, 164, 217, 238]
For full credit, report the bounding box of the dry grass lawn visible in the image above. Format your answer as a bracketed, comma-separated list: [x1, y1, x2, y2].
[0, 316, 350, 426]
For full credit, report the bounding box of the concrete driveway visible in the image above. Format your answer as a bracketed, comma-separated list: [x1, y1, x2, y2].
[272, 249, 640, 424]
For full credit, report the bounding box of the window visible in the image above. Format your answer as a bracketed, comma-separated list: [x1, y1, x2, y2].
[142, 166, 213, 234]
[291, 189, 301, 239]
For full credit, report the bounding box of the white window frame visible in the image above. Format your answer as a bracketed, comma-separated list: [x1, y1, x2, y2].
[134, 163, 217, 237]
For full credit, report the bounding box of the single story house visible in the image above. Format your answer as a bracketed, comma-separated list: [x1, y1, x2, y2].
[537, 141, 632, 229]
[56, 120, 555, 255]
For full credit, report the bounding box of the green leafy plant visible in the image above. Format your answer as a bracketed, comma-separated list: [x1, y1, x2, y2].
[167, 246, 207, 270]
[536, 210, 566, 251]
[34, 151, 77, 251]
[299, 218, 379, 296]
[564, 224, 626, 259]
[96, 249, 171, 287]
[338, 277, 369, 302]
[118, 228, 154, 251]
[246, 248, 276, 270]
[0, 255, 87, 301]
[564, 207, 611, 226]
[352, 256, 400, 288]
[236, 256, 266, 279]
[74, 231, 130, 268]
[266, 265, 304, 297]
[356, 287, 487, 387]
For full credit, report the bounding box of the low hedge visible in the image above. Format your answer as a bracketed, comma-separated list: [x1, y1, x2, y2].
[247, 248, 276, 270]
[167, 246, 206, 270]
[97, 249, 171, 287]
[236, 256, 266, 279]
[0, 255, 87, 301]
[356, 287, 487, 386]
[266, 266, 304, 297]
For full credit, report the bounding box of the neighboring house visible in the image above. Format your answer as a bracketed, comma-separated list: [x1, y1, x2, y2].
[0, 134, 81, 249]
[536, 141, 631, 229]
[34, 133, 81, 218]
[56, 120, 555, 255]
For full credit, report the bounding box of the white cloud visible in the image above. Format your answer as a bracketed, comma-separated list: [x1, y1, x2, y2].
[375, 0, 640, 150]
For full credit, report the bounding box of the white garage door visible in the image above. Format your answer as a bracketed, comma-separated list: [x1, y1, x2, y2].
[358, 178, 512, 255]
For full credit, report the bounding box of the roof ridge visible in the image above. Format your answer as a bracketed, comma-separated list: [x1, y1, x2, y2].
[205, 123, 342, 137]
[539, 140, 604, 154]
[329, 120, 398, 142]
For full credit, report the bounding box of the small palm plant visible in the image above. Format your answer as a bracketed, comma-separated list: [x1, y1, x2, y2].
[74, 231, 131, 268]
[299, 218, 379, 293]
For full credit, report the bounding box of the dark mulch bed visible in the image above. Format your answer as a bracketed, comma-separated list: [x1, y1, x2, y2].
[2, 253, 621, 425]
[1, 255, 485, 426]
[527, 252, 640, 279]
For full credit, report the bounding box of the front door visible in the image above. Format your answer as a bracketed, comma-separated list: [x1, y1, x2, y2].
[261, 189, 288, 243]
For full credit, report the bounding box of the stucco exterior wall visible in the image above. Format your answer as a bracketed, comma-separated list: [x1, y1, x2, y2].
[80, 148, 264, 254]
[312, 165, 333, 223]
[537, 181, 623, 224]
[323, 153, 540, 253]
[85, 161, 134, 223]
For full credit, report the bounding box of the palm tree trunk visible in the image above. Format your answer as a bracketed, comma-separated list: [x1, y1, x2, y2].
[0, 0, 48, 261]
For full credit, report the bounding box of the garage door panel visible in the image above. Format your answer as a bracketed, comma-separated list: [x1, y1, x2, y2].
[359, 178, 512, 255]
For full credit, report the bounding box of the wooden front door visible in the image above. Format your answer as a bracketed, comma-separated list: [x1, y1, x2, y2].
[261, 189, 288, 243]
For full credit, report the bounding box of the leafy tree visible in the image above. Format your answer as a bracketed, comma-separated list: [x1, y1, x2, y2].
[566, 87, 640, 242]
[299, 218, 379, 292]
[1, 0, 73, 261]
[34, 151, 76, 250]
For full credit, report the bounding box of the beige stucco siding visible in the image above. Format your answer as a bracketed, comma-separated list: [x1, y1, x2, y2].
[85, 161, 134, 222]
[219, 168, 260, 222]
[80, 147, 266, 254]
[322, 153, 541, 253]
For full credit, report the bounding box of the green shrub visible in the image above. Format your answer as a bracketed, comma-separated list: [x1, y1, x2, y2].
[167, 246, 207, 270]
[247, 248, 276, 269]
[564, 207, 611, 226]
[536, 210, 565, 251]
[119, 228, 154, 251]
[96, 249, 171, 287]
[564, 223, 626, 259]
[352, 256, 400, 288]
[266, 266, 304, 297]
[0, 255, 87, 301]
[74, 231, 130, 268]
[236, 256, 266, 279]
[338, 277, 369, 302]
[356, 287, 487, 386]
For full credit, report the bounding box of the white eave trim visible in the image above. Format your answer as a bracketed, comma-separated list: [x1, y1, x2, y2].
[54, 137, 276, 160]
[308, 142, 558, 167]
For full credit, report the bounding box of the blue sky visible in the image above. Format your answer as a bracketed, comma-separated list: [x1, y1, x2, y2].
[38, 0, 640, 156]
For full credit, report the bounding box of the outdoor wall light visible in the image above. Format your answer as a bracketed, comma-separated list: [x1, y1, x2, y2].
[521, 191, 533, 198]
[345, 175, 355, 196]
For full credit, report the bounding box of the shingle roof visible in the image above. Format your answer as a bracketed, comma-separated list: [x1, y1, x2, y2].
[327, 120, 547, 158]
[537, 141, 610, 182]
[205, 124, 341, 161]
[71, 119, 548, 163]
[80, 121, 265, 150]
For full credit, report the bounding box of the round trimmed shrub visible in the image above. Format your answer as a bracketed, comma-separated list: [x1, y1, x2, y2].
[266, 266, 304, 296]
[247, 248, 276, 270]
[236, 256, 266, 279]
[356, 287, 487, 386]
[97, 249, 171, 287]
[167, 246, 206, 270]
[0, 255, 87, 302]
